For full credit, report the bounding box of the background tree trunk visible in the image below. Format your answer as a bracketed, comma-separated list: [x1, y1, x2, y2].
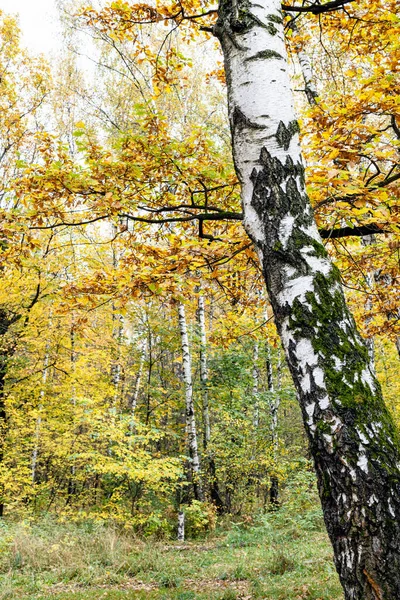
[266, 343, 280, 507]
[177, 510, 185, 541]
[178, 303, 203, 501]
[216, 1, 400, 597]
[129, 338, 145, 433]
[252, 342, 259, 429]
[0, 309, 19, 517]
[198, 295, 211, 449]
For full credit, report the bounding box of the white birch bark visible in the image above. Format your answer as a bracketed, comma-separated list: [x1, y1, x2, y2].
[111, 224, 124, 403]
[178, 303, 203, 501]
[361, 241, 376, 375]
[69, 325, 77, 489]
[216, 1, 400, 597]
[266, 343, 280, 505]
[130, 339, 146, 417]
[177, 510, 185, 541]
[198, 296, 211, 448]
[266, 343, 279, 454]
[252, 342, 259, 428]
[111, 314, 124, 400]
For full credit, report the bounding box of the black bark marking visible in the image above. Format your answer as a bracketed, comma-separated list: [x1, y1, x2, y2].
[232, 106, 265, 131]
[267, 13, 283, 24]
[242, 10, 278, 35]
[266, 22, 278, 35]
[245, 49, 283, 62]
[276, 120, 300, 150]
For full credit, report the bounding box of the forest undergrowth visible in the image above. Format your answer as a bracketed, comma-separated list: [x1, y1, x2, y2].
[0, 479, 343, 600]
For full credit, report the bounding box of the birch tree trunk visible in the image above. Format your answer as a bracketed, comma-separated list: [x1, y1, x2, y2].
[198, 296, 211, 449]
[266, 343, 280, 506]
[361, 235, 377, 374]
[197, 297, 223, 509]
[111, 313, 124, 402]
[129, 338, 146, 433]
[178, 303, 203, 501]
[68, 326, 78, 500]
[177, 510, 185, 541]
[111, 224, 124, 404]
[252, 342, 259, 429]
[216, 2, 400, 598]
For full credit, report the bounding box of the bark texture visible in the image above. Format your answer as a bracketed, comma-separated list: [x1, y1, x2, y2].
[177, 510, 185, 541]
[178, 303, 203, 501]
[216, 1, 400, 597]
[198, 296, 211, 449]
[266, 343, 280, 506]
[361, 235, 377, 374]
[197, 297, 224, 509]
[252, 342, 260, 428]
[129, 339, 146, 432]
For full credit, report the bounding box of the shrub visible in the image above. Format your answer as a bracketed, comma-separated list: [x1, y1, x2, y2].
[184, 501, 217, 538]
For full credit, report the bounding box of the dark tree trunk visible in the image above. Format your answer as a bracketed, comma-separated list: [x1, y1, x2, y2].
[269, 476, 279, 508]
[0, 308, 18, 517]
[266, 343, 280, 508]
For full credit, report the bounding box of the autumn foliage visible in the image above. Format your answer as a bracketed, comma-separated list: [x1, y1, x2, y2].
[0, 0, 398, 533]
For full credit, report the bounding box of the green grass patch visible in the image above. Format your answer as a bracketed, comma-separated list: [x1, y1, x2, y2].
[0, 505, 343, 600]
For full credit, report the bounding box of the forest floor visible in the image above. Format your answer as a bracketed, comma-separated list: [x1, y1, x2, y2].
[0, 504, 343, 600]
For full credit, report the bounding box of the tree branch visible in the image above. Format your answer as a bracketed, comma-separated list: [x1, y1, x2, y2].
[315, 169, 400, 209]
[282, 0, 355, 14]
[26, 205, 395, 242]
[320, 224, 393, 239]
[29, 214, 110, 230]
[121, 211, 243, 224]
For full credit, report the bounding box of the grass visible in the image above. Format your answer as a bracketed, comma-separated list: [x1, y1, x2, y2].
[0, 506, 343, 600]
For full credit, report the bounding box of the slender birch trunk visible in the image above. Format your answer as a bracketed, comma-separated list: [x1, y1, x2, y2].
[198, 296, 211, 449]
[111, 224, 124, 404]
[361, 236, 376, 375]
[266, 343, 280, 506]
[177, 510, 185, 541]
[252, 342, 259, 429]
[129, 338, 145, 434]
[197, 297, 224, 511]
[178, 303, 203, 501]
[111, 314, 124, 401]
[67, 326, 78, 500]
[216, 2, 400, 597]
